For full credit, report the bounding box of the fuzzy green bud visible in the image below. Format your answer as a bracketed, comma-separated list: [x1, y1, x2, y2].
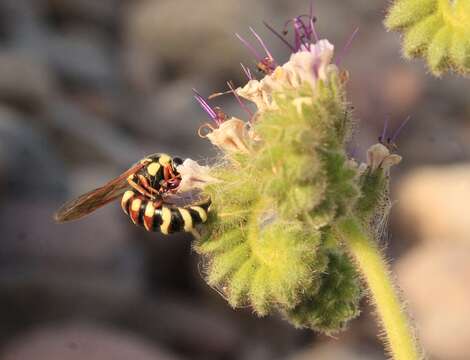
[284, 250, 362, 333]
[385, 0, 470, 76]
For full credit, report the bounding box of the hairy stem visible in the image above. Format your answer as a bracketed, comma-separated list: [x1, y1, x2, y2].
[336, 217, 421, 360]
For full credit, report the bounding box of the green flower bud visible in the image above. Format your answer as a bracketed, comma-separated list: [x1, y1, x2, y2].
[385, 0, 470, 76]
[284, 250, 362, 334]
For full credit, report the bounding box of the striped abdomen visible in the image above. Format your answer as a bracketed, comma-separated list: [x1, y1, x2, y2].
[120, 190, 210, 234]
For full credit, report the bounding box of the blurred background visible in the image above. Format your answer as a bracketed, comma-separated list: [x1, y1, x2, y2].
[0, 0, 468, 359]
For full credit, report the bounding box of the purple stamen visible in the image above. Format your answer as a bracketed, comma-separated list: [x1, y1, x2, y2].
[336, 27, 359, 66]
[296, 17, 311, 40]
[380, 115, 389, 143]
[249, 27, 276, 65]
[235, 33, 263, 62]
[192, 88, 218, 122]
[227, 81, 253, 119]
[283, 14, 319, 51]
[309, 1, 318, 42]
[263, 21, 296, 52]
[390, 115, 411, 143]
[309, 17, 319, 42]
[289, 19, 302, 50]
[240, 63, 254, 80]
[293, 18, 310, 50]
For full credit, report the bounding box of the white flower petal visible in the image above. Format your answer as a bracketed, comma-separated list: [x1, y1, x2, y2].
[176, 159, 220, 193]
[206, 117, 250, 154]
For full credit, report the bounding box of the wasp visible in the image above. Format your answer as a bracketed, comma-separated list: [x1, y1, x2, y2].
[54, 154, 211, 235]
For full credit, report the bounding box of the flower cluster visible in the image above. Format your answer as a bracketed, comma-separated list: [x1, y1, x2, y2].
[183, 12, 401, 333]
[385, 0, 470, 76]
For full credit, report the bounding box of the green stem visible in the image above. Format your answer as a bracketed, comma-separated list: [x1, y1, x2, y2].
[336, 217, 421, 360]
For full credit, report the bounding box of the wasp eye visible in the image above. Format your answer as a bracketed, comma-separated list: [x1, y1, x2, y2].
[172, 157, 183, 166]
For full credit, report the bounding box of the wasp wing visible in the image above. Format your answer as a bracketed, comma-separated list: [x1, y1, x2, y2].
[163, 189, 210, 207]
[54, 162, 146, 223]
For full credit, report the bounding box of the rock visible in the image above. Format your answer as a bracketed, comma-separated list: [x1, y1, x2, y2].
[381, 65, 423, 114]
[0, 51, 56, 109]
[123, 0, 277, 91]
[0, 106, 64, 199]
[46, 0, 119, 26]
[44, 99, 143, 166]
[288, 342, 383, 360]
[397, 164, 470, 244]
[119, 296, 242, 357]
[396, 243, 470, 360]
[0, 323, 181, 360]
[33, 30, 118, 89]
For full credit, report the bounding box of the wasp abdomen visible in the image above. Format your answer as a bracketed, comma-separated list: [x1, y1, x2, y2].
[121, 190, 210, 234]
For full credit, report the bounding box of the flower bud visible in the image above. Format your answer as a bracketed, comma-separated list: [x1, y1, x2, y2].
[385, 0, 470, 76]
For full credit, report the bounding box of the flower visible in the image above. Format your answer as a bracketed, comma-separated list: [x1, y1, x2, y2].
[236, 39, 336, 112]
[192, 8, 400, 334]
[205, 117, 250, 154]
[193, 88, 251, 154]
[366, 143, 402, 172]
[176, 158, 220, 193]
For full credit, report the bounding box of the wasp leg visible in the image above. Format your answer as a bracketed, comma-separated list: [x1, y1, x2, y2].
[163, 165, 171, 182]
[153, 198, 163, 208]
[127, 176, 156, 200]
[167, 164, 180, 179]
[161, 165, 182, 193]
[136, 174, 160, 194]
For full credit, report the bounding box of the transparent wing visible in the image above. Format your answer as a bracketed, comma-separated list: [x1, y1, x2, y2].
[54, 162, 146, 223]
[163, 189, 210, 207]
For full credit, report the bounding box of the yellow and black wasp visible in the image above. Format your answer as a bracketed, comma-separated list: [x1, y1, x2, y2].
[54, 154, 211, 234]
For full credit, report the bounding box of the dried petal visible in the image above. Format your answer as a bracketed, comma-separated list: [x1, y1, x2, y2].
[206, 117, 250, 154]
[366, 143, 402, 172]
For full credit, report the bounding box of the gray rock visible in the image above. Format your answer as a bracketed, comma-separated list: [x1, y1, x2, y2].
[397, 164, 470, 244]
[0, 106, 64, 199]
[123, 0, 278, 91]
[1, 323, 182, 360]
[0, 51, 56, 109]
[288, 342, 383, 360]
[397, 243, 470, 360]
